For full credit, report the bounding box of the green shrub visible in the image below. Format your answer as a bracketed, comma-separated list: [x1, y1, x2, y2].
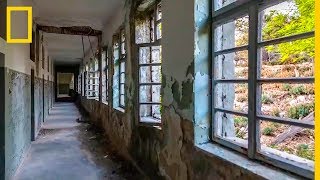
[234, 116, 247, 127]
[282, 84, 292, 91]
[289, 85, 307, 95]
[237, 95, 247, 102]
[261, 94, 273, 104]
[288, 103, 314, 119]
[271, 108, 281, 117]
[297, 144, 314, 160]
[262, 127, 274, 136]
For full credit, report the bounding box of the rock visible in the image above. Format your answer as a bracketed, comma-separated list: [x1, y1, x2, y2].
[289, 99, 298, 106]
[279, 112, 286, 118]
[297, 96, 306, 103]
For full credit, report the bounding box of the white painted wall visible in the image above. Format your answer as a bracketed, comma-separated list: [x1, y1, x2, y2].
[1, 0, 54, 81]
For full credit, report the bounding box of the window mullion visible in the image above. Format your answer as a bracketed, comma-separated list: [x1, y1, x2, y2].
[247, 3, 260, 159]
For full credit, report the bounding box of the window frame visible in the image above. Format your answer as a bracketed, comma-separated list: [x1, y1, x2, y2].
[112, 27, 127, 109]
[211, 0, 315, 178]
[102, 46, 109, 104]
[135, 1, 162, 126]
[86, 57, 100, 100]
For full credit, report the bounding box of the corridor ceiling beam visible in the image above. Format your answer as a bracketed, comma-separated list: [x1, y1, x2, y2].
[37, 25, 102, 36]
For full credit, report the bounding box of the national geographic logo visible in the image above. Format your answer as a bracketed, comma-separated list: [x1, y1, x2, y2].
[6, 6, 32, 43]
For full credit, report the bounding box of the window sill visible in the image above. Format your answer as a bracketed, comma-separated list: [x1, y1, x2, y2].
[102, 101, 108, 106]
[114, 107, 125, 113]
[195, 143, 300, 180]
[139, 117, 162, 130]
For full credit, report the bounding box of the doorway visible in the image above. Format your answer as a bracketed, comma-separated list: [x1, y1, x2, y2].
[42, 75, 45, 122]
[31, 69, 35, 141]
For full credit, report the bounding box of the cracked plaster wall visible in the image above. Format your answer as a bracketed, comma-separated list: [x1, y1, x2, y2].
[79, 0, 282, 179]
[0, 1, 55, 178]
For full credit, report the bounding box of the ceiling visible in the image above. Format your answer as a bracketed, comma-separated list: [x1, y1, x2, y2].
[33, 0, 124, 65]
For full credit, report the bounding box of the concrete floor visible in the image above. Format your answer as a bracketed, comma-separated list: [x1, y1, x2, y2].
[14, 103, 142, 180]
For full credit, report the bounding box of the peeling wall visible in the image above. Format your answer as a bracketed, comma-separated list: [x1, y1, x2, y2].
[5, 70, 31, 180]
[0, 1, 54, 179]
[79, 0, 300, 180]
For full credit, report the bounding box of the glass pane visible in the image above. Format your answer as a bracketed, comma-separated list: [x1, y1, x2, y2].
[259, 83, 314, 120]
[151, 46, 162, 63]
[152, 66, 161, 83]
[260, 37, 314, 78]
[259, 121, 314, 169]
[260, 0, 315, 42]
[152, 85, 161, 103]
[113, 42, 119, 61]
[214, 15, 248, 52]
[214, 83, 248, 113]
[135, 17, 151, 44]
[140, 85, 152, 103]
[139, 47, 151, 64]
[139, 85, 161, 103]
[214, 112, 248, 146]
[120, 62, 125, 73]
[157, 3, 162, 20]
[140, 66, 151, 83]
[214, 50, 248, 79]
[156, 23, 162, 40]
[140, 105, 161, 121]
[120, 95, 125, 106]
[120, 84, 125, 95]
[120, 73, 125, 84]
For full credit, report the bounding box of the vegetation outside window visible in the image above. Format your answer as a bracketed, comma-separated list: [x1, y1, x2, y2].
[212, 0, 314, 178]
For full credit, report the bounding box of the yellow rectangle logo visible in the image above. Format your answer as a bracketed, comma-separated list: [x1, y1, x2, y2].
[6, 6, 32, 44]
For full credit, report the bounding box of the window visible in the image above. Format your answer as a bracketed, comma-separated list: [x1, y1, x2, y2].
[86, 58, 99, 100]
[78, 73, 82, 94]
[102, 47, 109, 104]
[211, 0, 314, 178]
[113, 28, 126, 109]
[136, 2, 162, 125]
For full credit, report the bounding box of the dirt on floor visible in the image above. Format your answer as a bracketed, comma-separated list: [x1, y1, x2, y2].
[77, 122, 146, 180]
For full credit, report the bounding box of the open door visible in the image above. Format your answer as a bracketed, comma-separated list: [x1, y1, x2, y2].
[31, 69, 35, 141]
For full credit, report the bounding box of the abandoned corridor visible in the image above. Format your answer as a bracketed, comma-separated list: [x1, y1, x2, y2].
[0, 0, 315, 179]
